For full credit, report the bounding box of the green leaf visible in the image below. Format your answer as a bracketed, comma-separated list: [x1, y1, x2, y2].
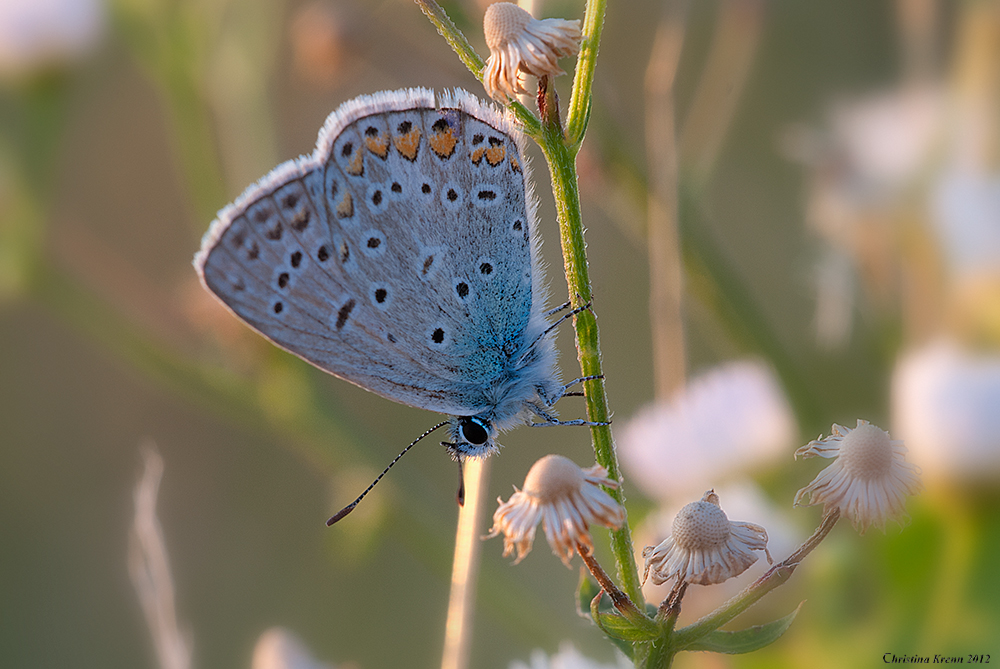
[580, 575, 636, 658]
[594, 612, 661, 641]
[683, 603, 802, 654]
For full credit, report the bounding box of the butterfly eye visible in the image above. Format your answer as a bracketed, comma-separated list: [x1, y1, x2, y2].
[459, 417, 489, 446]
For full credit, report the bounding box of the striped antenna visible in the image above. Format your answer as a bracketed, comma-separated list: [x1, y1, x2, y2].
[326, 421, 450, 525]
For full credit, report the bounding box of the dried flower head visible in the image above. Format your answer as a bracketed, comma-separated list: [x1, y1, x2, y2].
[487, 454, 625, 566]
[482, 2, 581, 100]
[642, 490, 771, 586]
[794, 419, 923, 532]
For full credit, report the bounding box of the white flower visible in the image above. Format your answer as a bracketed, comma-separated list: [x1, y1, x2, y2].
[487, 455, 625, 566]
[619, 361, 796, 502]
[0, 0, 105, 79]
[252, 627, 333, 669]
[794, 420, 923, 532]
[642, 490, 771, 586]
[826, 86, 943, 193]
[510, 641, 631, 669]
[893, 340, 1000, 482]
[482, 2, 581, 100]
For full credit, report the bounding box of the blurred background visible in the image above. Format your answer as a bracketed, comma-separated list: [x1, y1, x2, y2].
[1, 0, 999, 667]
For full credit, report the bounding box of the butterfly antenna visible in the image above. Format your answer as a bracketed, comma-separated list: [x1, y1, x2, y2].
[326, 420, 450, 526]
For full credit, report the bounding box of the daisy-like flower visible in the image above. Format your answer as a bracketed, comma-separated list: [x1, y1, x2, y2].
[794, 419, 923, 532]
[642, 490, 771, 586]
[482, 2, 581, 100]
[487, 454, 625, 566]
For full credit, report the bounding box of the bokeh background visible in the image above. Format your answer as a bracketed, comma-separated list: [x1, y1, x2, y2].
[2, 0, 999, 667]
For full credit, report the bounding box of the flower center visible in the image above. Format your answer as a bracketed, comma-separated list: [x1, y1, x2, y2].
[839, 423, 894, 480]
[484, 2, 533, 49]
[523, 454, 584, 503]
[672, 500, 730, 550]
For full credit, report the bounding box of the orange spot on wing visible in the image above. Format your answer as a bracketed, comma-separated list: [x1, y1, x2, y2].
[485, 144, 505, 166]
[393, 128, 421, 161]
[429, 126, 458, 159]
[471, 143, 505, 167]
[345, 147, 364, 176]
[336, 192, 353, 218]
[365, 133, 390, 159]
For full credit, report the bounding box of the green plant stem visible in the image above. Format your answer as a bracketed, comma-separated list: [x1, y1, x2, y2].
[536, 86, 644, 617]
[555, 0, 645, 615]
[566, 0, 607, 146]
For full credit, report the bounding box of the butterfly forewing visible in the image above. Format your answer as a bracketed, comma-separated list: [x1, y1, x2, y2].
[196, 88, 542, 416]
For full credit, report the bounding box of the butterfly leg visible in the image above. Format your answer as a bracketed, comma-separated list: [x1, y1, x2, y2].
[537, 374, 604, 401]
[561, 374, 604, 394]
[543, 300, 572, 318]
[520, 302, 595, 366]
[540, 301, 593, 339]
[528, 405, 610, 428]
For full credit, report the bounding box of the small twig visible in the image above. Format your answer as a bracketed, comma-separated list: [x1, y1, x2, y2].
[779, 507, 841, 569]
[657, 579, 687, 624]
[576, 541, 650, 628]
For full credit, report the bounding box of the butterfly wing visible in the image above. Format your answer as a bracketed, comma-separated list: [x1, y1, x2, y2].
[195, 88, 550, 417]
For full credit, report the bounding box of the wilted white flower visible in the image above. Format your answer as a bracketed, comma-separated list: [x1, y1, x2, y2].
[642, 490, 771, 586]
[252, 627, 333, 669]
[635, 482, 796, 618]
[893, 340, 1000, 482]
[482, 2, 581, 100]
[794, 420, 923, 532]
[510, 641, 631, 669]
[0, 0, 105, 79]
[487, 454, 624, 566]
[619, 361, 795, 502]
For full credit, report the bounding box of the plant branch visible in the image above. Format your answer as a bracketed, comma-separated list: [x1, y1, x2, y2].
[566, 0, 607, 146]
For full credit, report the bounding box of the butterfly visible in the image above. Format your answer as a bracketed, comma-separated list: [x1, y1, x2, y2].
[195, 88, 596, 519]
